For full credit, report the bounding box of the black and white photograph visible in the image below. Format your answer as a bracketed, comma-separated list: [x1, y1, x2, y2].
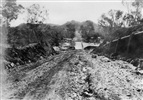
[1, 0, 143, 100]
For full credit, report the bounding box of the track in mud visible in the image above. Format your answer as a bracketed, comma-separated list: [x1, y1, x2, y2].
[2, 50, 143, 100]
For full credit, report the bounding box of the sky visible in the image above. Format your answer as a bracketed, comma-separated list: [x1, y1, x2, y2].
[10, 0, 132, 26]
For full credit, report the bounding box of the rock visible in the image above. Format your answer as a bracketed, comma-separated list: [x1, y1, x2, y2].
[101, 57, 110, 62]
[138, 59, 143, 70]
[82, 67, 87, 72]
[82, 91, 93, 97]
[4, 51, 143, 100]
[130, 58, 139, 67]
[53, 46, 60, 52]
[92, 54, 97, 58]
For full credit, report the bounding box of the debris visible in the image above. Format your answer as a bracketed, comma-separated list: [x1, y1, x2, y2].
[3, 51, 143, 100]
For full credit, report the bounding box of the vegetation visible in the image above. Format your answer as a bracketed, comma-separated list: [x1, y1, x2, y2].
[2, 0, 143, 100]
[97, 0, 143, 41]
[80, 20, 100, 42]
[2, 0, 24, 26]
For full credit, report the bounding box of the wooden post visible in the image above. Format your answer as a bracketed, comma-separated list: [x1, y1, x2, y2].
[126, 33, 134, 55]
[114, 38, 120, 54]
[109, 40, 112, 51]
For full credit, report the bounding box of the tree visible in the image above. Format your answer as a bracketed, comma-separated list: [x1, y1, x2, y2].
[63, 23, 75, 39]
[131, 0, 143, 23]
[122, 0, 133, 14]
[80, 20, 98, 42]
[2, 0, 24, 42]
[98, 10, 124, 29]
[22, 4, 49, 48]
[122, 0, 143, 26]
[98, 10, 124, 40]
[26, 4, 48, 24]
[1, 0, 24, 50]
[122, 13, 137, 26]
[2, 0, 24, 24]
[39, 25, 62, 46]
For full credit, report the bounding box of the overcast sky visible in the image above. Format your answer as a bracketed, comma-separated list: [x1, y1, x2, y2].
[10, 0, 131, 26]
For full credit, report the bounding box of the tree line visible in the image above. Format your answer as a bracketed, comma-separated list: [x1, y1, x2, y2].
[98, 0, 143, 41]
[2, 0, 143, 47]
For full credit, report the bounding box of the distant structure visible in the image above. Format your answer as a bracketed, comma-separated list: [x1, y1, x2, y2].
[73, 29, 101, 49]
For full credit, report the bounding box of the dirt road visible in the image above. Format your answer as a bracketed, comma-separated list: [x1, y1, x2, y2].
[2, 50, 143, 100]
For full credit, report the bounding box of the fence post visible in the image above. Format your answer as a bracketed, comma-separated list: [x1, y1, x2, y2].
[114, 38, 120, 54]
[126, 33, 134, 55]
[108, 40, 112, 52]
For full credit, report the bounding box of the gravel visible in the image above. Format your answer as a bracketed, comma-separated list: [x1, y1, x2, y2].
[2, 50, 143, 100]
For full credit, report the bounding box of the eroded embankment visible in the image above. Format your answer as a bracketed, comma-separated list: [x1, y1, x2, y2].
[2, 50, 143, 100]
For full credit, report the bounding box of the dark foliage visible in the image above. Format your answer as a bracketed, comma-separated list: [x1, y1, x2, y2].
[112, 24, 143, 40]
[7, 23, 62, 47]
[80, 21, 100, 42]
[4, 42, 55, 65]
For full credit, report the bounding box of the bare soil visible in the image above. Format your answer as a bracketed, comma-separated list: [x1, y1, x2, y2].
[2, 50, 143, 100]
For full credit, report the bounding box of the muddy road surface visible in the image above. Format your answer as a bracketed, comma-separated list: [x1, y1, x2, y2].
[2, 50, 143, 100]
